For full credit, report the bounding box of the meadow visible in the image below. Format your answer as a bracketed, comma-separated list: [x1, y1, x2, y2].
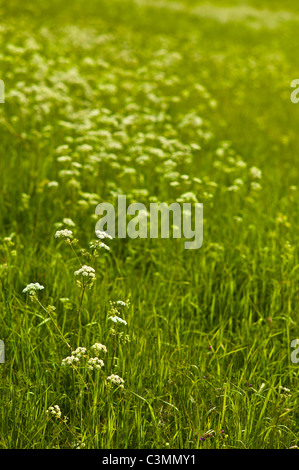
[0, 0, 298, 449]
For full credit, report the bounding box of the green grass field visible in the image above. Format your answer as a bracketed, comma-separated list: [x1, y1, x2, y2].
[0, 0, 298, 449]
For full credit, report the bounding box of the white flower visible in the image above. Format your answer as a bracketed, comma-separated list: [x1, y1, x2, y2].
[95, 230, 113, 240]
[71, 347, 87, 358]
[99, 242, 110, 251]
[87, 357, 104, 370]
[46, 405, 62, 419]
[116, 300, 128, 307]
[90, 240, 111, 251]
[57, 155, 72, 162]
[72, 440, 86, 449]
[108, 315, 127, 326]
[106, 374, 124, 388]
[54, 229, 73, 240]
[47, 181, 59, 188]
[63, 218, 75, 227]
[250, 166, 262, 179]
[22, 283, 44, 295]
[279, 386, 291, 392]
[61, 355, 80, 366]
[91, 343, 107, 354]
[74, 265, 95, 278]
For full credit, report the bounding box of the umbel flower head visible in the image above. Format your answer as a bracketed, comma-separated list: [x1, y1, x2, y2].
[22, 283, 44, 296]
[106, 374, 125, 388]
[61, 355, 80, 367]
[90, 240, 110, 251]
[71, 346, 87, 357]
[46, 405, 62, 419]
[108, 315, 127, 326]
[95, 230, 113, 240]
[87, 357, 104, 371]
[91, 343, 107, 354]
[74, 265, 95, 278]
[54, 229, 73, 240]
[74, 265, 96, 288]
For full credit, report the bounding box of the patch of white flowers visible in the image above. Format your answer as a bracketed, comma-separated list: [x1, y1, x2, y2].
[74, 265, 95, 278]
[61, 355, 80, 366]
[91, 343, 107, 354]
[54, 229, 73, 240]
[71, 347, 87, 358]
[46, 405, 62, 419]
[106, 374, 125, 388]
[87, 357, 104, 371]
[74, 265, 96, 288]
[22, 283, 44, 296]
[250, 166, 262, 179]
[95, 230, 113, 240]
[108, 315, 127, 326]
[46, 405, 68, 423]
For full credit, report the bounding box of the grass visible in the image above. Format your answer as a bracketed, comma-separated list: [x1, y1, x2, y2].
[0, 0, 298, 449]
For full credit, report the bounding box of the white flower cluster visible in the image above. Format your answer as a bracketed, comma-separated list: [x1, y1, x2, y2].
[250, 166, 262, 179]
[72, 440, 86, 449]
[87, 357, 104, 371]
[61, 355, 79, 366]
[22, 283, 44, 295]
[74, 265, 96, 278]
[62, 218, 75, 227]
[90, 240, 110, 251]
[61, 347, 87, 366]
[61, 344, 107, 369]
[46, 405, 62, 419]
[54, 229, 73, 240]
[116, 300, 129, 307]
[89, 230, 113, 252]
[99, 242, 110, 251]
[91, 343, 107, 354]
[95, 230, 113, 240]
[108, 315, 127, 326]
[106, 374, 125, 388]
[71, 347, 87, 358]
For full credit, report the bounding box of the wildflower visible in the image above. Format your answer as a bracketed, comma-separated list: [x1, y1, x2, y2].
[99, 242, 110, 251]
[90, 239, 110, 251]
[91, 343, 107, 354]
[250, 166, 262, 179]
[74, 265, 95, 278]
[87, 357, 104, 371]
[71, 347, 87, 358]
[108, 315, 127, 326]
[251, 182, 262, 190]
[57, 155, 72, 162]
[22, 283, 44, 296]
[46, 405, 62, 419]
[72, 440, 86, 449]
[116, 300, 129, 307]
[61, 355, 80, 366]
[63, 218, 76, 227]
[54, 229, 73, 240]
[95, 230, 113, 240]
[47, 181, 59, 188]
[279, 386, 291, 392]
[106, 374, 125, 388]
